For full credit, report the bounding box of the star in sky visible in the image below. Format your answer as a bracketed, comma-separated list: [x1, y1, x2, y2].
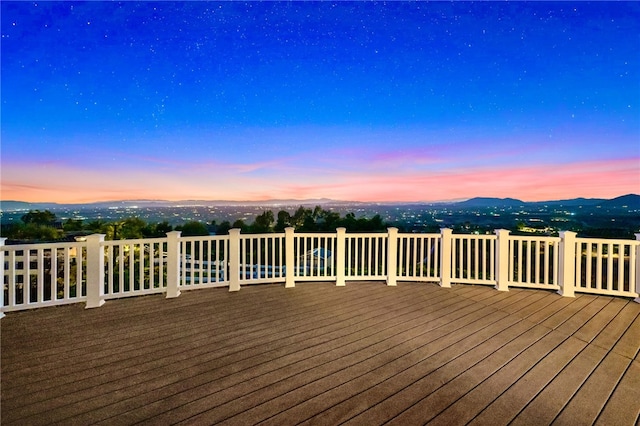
[1, 1, 639, 203]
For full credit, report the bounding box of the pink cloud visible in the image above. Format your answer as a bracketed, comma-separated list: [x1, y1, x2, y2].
[2, 156, 638, 203]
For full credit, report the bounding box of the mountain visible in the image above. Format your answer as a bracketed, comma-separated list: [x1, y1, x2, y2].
[2, 195, 639, 211]
[0, 198, 349, 212]
[528, 197, 605, 207]
[596, 194, 640, 209]
[453, 195, 640, 209]
[455, 197, 525, 208]
[0, 201, 61, 211]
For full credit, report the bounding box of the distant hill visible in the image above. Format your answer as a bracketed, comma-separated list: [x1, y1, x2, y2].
[0, 201, 58, 211]
[597, 194, 640, 209]
[529, 197, 605, 207]
[455, 197, 525, 208]
[0, 198, 349, 212]
[453, 195, 640, 209]
[2, 195, 638, 212]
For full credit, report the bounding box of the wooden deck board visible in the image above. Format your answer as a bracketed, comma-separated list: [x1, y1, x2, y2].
[135, 291, 501, 424]
[5, 286, 408, 395]
[595, 360, 640, 426]
[472, 338, 602, 425]
[508, 344, 610, 426]
[22, 287, 463, 424]
[590, 302, 640, 355]
[2, 282, 639, 425]
[6, 287, 438, 423]
[244, 305, 515, 425]
[358, 306, 579, 425]
[554, 351, 633, 425]
[306, 318, 538, 425]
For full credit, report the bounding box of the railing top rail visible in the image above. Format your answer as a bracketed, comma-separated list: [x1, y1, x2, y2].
[509, 235, 561, 242]
[451, 234, 497, 240]
[179, 235, 229, 242]
[398, 232, 441, 237]
[238, 233, 284, 239]
[575, 237, 640, 246]
[344, 232, 389, 238]
[102, 237, 168, 246]
[293, 232, 340, 237]
[1, 241, 87, 251]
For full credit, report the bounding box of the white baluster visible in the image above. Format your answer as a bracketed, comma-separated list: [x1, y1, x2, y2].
[495, 229, 510, 292]
[165, 231, 181, 298]
[285, 227, 295, 288]
[440, 228, 452, 288]
[558, 231, 577, 298]
[85, 234, 106, 309]
[228, 229, 241, 292]
[387, 227, 398, 286]
[336, 228, 346, 286]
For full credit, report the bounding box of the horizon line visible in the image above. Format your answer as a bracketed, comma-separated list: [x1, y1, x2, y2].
[2, 193, 638, 207]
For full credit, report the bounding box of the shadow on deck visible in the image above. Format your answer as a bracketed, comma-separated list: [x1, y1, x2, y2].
[2, 282, 639, 425]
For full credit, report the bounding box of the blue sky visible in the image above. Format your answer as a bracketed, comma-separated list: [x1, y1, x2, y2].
[2, 1, 639, 203]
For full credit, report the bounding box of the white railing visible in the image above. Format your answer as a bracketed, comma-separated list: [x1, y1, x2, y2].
[395, 232, 441, 282]
[450, 233, 496, 285]
[575, 237, 638, 298]
[345, 232, 387, 281]
[103, 237, 168, 299]
[1, 240, 88, 310]
[180, 234, 229, 289]
[238, 232, 286, 285]
[292, 232, 337, 281]
[508, 235, 560, 290]
[2, 228, 639, 315]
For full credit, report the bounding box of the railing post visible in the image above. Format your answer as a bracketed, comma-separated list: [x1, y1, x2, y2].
[85, 234, 106, 309]
[285, 227, 296, 288]
[336, 227, 346, 286]
[165, 231, 182, 298]
[495, 229, 510, 291]
[558, 231, 577, 298]
[228, 229, 241, 292]
[635, 234, 640, 303]
[440, 228, 452, 288]
[386, 227, 398, 286]
[0, 237, 6, 319]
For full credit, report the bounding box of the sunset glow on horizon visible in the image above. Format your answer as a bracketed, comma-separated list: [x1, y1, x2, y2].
[2, 2, 639, 204]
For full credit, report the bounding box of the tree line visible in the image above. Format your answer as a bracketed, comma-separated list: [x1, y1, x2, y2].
[1, 207, 390, 242]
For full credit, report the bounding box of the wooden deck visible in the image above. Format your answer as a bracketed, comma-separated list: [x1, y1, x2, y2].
[2, 282, 639, 425]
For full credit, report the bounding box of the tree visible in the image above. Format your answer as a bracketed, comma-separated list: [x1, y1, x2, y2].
[63, 218, 84, 232]
[216, 221, 232, 235]
[312, 205, 323, 220]
[318, 209, 340, 231]
[274, 210, 291, 232]
[341, 212, 357, 230]
[7, 223, 63, 241]
[252, 210, 274, 233]
[177, 221, 209, 237]
[118, 218, 147, 239]
[366, 214, 385, 231]
[142, 221, 173, 237]
[232, 219, 249, 232]
[21, 210, 56, 226]
[85, 219, 107, 233]
[292, 206, 312, 228]
[300, 215, 317, 232]
[155, 221, 173, 235]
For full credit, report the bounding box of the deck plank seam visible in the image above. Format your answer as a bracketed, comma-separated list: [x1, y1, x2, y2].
[249, 290, 573, 425]
[5, 284, 470, 422]
[1, 287, 444, 405]
[362, 294, 582, 425]
[107, 295, 495, 425]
